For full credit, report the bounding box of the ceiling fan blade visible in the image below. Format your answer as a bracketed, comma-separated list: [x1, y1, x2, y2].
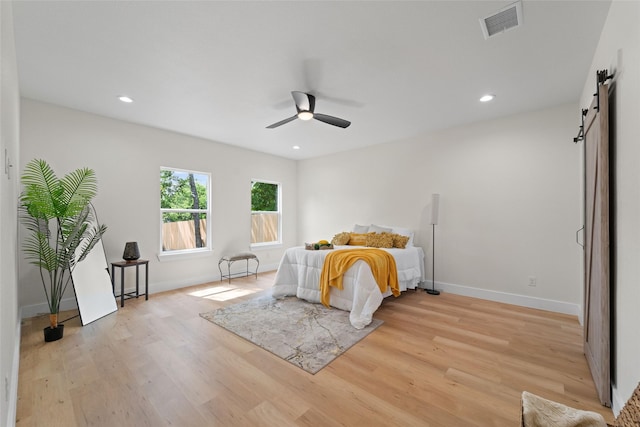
[266, 115, 298, 129]
[292, 91, 315, 113]
[313, 113, 351, 128]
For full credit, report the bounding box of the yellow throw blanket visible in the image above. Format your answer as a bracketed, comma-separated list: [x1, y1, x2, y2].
[319, 248, 400, 308]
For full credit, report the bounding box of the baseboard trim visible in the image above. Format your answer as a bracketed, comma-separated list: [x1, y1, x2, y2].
[430, 280, 581, 317]
[151, 263, 279, 294]
[7, 308, 22, 427]
[20, 297, 78, 320]
[20, 264, 281, 320]
[611, 385, 623, 418]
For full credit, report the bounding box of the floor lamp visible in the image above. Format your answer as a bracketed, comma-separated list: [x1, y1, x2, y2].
[426, 193, 440, 295]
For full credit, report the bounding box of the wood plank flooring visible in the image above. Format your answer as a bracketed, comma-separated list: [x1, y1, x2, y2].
[16, 271, 615, 426]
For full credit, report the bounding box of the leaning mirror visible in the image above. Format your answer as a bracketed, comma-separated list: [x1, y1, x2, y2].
[71, 207, 117, 325]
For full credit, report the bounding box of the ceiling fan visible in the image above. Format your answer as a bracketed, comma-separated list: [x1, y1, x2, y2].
[266, 91, 351, 129]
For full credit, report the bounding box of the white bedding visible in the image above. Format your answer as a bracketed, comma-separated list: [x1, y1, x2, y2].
[272, 245, 425, 328]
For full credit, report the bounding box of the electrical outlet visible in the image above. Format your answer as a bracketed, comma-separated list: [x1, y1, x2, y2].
[528, 276, 537, 287]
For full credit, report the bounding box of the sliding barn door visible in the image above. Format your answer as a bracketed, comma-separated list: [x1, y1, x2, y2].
[583, 82, 611, 407]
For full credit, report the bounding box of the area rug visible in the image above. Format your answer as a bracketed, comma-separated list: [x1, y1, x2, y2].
[200, 295, 383, 374]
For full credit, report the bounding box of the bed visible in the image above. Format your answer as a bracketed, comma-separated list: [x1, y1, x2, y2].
[272, 226, 425, 329]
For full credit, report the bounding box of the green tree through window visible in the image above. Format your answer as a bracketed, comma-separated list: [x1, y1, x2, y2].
[251, 180, 280, 245]
[160, 168, 210, 252]
[251, 182, 278, 211]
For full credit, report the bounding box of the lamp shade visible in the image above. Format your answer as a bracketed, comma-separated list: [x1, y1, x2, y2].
[122, 242, 140, 261]
[430, 194, 440, 225]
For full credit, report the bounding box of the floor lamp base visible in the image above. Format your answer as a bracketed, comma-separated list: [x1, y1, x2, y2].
[425, 288, 440, 296]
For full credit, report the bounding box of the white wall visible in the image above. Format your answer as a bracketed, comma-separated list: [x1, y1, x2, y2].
[579, 0, 640, 414]
[298, 103, 583, 314]
[1, 2, 21, 426]
[12, 2, 637, 418]
[19, 99, 298, 316]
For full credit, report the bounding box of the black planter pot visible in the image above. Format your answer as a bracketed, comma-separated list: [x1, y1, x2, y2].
[43, 324, 64, 342]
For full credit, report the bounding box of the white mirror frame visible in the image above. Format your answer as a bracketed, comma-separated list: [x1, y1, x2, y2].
[71, 206, 117, 325]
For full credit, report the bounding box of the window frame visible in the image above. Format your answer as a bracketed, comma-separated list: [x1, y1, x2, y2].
[250, 179, 282, 249]
[158, 166, 212, 261]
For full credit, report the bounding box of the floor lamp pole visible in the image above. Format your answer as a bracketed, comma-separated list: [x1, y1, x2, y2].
[426, 222, 440, 295]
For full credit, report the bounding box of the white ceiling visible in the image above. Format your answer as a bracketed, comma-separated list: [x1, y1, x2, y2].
[12, 1, 611, 160]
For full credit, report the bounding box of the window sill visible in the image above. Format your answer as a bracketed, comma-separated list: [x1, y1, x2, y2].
[157, 249, 214, 262]
[250, 242, 283, 251]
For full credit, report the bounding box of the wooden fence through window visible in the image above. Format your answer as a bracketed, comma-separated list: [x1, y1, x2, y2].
[251, 212, 278, 244]
[162, 219, 207, 251]
[162, 214, 278, 250]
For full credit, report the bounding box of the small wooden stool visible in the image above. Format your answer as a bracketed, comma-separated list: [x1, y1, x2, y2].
[218, 252, 259, 283]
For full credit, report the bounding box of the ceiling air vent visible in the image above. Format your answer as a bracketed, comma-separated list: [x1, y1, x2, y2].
[480, 1, 523, 39]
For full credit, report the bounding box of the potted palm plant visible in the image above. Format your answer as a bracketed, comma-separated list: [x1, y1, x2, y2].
[19, 159, 107, 342]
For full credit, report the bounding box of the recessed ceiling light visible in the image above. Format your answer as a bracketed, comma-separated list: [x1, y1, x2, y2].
[292, 145, 301, 150]
[479, 94, 495, 103]
[118, 96, 134, 103]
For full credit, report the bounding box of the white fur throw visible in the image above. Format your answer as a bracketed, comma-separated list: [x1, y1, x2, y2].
[521, 392, 607, 427]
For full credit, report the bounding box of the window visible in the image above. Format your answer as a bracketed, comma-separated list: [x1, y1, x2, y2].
[160, 167, 211, 255]
[251, 180, 281, 246]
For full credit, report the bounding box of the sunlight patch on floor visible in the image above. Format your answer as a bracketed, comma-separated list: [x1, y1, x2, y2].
[189, 286, 236, 298]
[206, 288, 257, 301]
[189, 285, 261, 301]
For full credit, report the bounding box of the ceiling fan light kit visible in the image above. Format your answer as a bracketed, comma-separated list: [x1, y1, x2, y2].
[267, 91, 351, 129]
[297, 111, 313, 120]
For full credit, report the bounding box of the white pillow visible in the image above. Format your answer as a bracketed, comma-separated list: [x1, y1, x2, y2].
[353, 224, 370, 233]
[369, 224, 393, 234]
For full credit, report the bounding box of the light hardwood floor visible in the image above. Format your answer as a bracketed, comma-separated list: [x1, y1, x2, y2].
[16, 271, 614, 426]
